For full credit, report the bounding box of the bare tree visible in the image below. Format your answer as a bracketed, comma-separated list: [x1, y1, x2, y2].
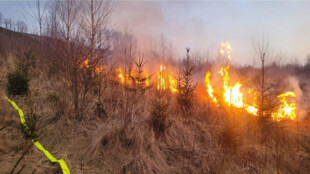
[110, 30, 137, 128]
[48, 0, 82, 119]
[0, 12, 4, 27]
[75, 0, 111, 118]
[4, 18, 9, 29]
[59, 0, 82, 119]
[253, 37, 283, 174]
[51, 0, 111, 120]
[253, 36, 271, 117]
[111, 30, 137, 86]
[81, 0, 110, 62]
[16, 20, 28, 33]
[45, 1, 60, 38]
[4, 18, 13, 30]
[28, 0, 47, 36]
[9, 18, 13, 30]
[159, 36, 173, 64]
[58, 0, 79, 65]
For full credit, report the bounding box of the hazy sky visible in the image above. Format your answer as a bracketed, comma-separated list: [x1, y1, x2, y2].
[1, 1, 310, 65]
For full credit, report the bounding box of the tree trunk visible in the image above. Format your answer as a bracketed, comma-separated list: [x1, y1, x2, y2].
[261, 54, 265, 117]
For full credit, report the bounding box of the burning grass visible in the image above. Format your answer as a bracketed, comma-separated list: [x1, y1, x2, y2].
[0, 40, 310, 173]
[203, 63, 297, 121]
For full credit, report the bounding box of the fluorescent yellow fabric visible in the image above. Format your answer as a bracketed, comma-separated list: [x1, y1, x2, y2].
[6, 97, 70, 174]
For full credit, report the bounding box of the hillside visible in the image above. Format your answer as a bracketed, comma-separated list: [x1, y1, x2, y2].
[0, 27, 310, 174]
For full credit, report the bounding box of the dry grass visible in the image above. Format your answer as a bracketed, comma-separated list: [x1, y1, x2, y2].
[0, 52, 310, 174]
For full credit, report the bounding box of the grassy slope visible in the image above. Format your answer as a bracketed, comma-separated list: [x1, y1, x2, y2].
[0, 28, 310, 173]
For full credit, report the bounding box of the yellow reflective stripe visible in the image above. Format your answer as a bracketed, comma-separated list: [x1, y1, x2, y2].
[32, 141, 70, 174]
[7, 98, 27, 127]
[6, 97, 70, 174]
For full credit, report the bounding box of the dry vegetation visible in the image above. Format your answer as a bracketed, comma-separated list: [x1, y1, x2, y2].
[0, 27, 310, 174]
[1, 1, 310, 174]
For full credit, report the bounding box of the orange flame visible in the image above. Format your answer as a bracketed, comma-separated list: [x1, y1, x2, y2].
[204, 42, 297, 121]
[80, 58, 90, 68]
[204, 71, 217, 103]
[246, 105, 258, 115]
[245, 88, 258, 115]
[145, 72, 150, 87]
[220, 42, 232, 60]
[271, 91, 297, 121]
[205, 66, 259, 115]
[157, 65, 166, 90]
[80, 58, 104, 73]
[218, 66, 244, 108]
[95, 66, 104, 73]
[117, 68, 125, 84]
[117, 67, 150, 87]
[168, 73, 178, 93]
[204, 66, 296, 120]
[157, 64, 177, 93]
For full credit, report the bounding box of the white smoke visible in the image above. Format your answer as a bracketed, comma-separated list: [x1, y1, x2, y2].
[285, 76, 309, 120]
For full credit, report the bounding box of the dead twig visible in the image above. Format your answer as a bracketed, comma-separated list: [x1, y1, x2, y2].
[9, 143, 33, 174]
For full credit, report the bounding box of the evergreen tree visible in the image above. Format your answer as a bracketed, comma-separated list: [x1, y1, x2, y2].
[150, 90, 169, 137]
[131, 54, 151, 93]
[7, 51, 35, 96]
[177, 48, 196, 113]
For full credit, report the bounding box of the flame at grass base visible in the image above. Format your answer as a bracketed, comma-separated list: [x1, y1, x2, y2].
[204, 71, 217, 103]
[271, 91, 297, 121]
[204, 66, 296, 120]
[218, 66, 244, 108]
[157, 64, 178, 93]
[6, 97, 70, 174]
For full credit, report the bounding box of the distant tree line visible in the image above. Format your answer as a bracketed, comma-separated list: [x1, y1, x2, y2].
[0, 12, 28, 33]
